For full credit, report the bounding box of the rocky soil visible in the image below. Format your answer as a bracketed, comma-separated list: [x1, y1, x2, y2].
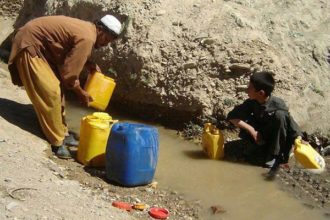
[277, 162, 330, 212]
[277, 132, 330, 212]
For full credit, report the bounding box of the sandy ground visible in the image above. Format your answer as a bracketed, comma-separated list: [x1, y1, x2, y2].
[0, 63, 137, 220]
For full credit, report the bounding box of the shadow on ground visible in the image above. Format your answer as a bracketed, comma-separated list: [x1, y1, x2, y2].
[0, 97, 44, 139]
[183, 150, 209, 160]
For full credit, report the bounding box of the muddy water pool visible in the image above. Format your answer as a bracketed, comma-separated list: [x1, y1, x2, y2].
[66, 103, 326, 220]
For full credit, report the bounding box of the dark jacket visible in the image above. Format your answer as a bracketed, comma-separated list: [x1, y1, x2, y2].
[227, 96, 302, 157]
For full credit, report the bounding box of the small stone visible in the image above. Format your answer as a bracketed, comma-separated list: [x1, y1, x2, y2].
[156, 10, 166, 16]
[4, 178, 12, 182]
[210, 205, 226, 214]
[172, 21, 183, 26]
[201, 38, 215, 45]
[6, 202, 19, 211]
[236, 85, 247, 91]
[148, 181, 158, 189]
[183, 62, 196, 69]
[194, 33, 209, 40]
[229, 63, 251, 72]
[171, 191, 178, 195]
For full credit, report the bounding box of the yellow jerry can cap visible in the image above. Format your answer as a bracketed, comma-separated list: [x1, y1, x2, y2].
[92, 112, 112, 121]
[83, 116, 110, 129]
[88, 121, 109, 129]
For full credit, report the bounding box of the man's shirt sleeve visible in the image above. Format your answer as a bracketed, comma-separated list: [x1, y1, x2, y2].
[60, 38, 94, 89]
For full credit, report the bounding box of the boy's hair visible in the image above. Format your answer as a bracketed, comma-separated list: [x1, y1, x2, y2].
[250, 71, 275, 96]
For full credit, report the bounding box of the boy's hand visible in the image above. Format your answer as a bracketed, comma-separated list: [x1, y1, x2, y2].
[301, 139, 309, 145]
[295, 136, 309, 145]
[250, 130, 258, 142]
[256, 132, 265, 145]
[230, 119, 265, 144]
[251, 130, 264, 145]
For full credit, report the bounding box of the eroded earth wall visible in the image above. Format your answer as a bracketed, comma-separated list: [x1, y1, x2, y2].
[1, 0, 330, 131]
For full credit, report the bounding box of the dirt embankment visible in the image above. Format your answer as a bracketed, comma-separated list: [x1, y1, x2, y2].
[1, 0, 330, 132]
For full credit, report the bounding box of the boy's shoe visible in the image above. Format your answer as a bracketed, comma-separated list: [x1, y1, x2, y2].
[51, 145, 72, 159]
[64, 133, 79, 147]
[264, 165, 280, 180]
[264, 157, 281, 180]
[263, 158, 276, 168]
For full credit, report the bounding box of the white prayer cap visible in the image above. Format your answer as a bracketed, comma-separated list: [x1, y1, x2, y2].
[100, 15, 122, 36]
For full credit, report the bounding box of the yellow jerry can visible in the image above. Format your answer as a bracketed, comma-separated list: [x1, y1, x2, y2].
[77, 112, 117, 167]
[202, 123, 225, 159]
[84, 71, 116, 111]
[294, 137, 324, 169]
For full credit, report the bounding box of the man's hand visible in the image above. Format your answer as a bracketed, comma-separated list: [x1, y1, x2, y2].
[85, 61, 101, 73]
[77, 89, 94, 106]
[73, 83, 94, 106]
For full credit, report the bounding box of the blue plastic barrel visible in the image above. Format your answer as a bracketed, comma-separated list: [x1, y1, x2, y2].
[105, 122, 159, 186]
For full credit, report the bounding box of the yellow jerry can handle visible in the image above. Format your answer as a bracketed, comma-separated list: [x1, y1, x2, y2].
[294, 136, 302, 147]
[204, 123, 212, 132]
[92, 112, 112, 121]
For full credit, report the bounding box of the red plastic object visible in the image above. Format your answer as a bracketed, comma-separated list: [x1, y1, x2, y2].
[112, 201, 132, 211]
[148, 207, 169, 219]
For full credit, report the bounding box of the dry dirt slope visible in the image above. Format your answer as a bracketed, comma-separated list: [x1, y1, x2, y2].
[1, 0, 330, 133]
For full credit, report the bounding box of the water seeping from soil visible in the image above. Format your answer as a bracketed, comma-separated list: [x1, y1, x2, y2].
[65, 102, 327, 220]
